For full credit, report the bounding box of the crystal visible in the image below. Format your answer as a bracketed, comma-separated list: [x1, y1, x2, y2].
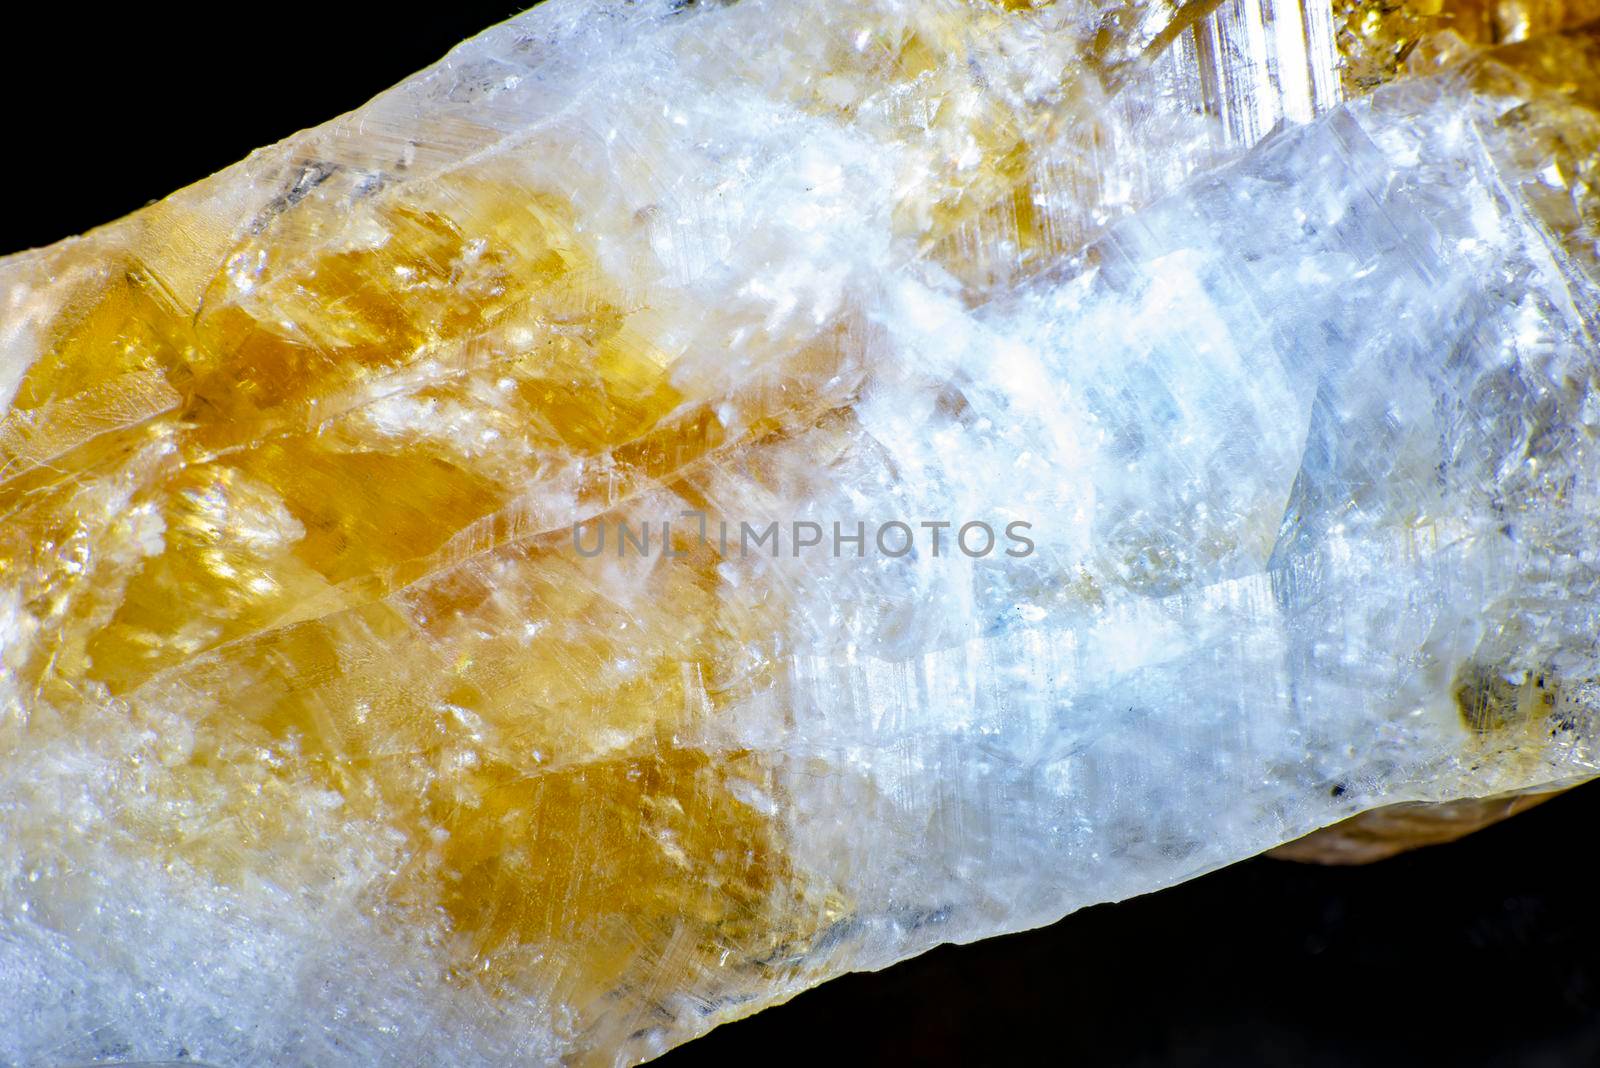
[1270, 789, 1566, 863]
[2, 2, 1597, 1064]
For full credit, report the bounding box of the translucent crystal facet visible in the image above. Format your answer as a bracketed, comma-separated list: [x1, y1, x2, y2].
[1, 1, 1598, 1064]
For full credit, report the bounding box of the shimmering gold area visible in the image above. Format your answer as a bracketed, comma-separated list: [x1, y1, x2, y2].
[1467, 26, 1600, 279]
[1337, 0, 1600, 91]
[1, 157, 804, 1046]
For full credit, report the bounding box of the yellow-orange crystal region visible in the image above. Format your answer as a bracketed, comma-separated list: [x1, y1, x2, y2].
[2, 169, 817, 1040]
[3, 0, 1600, 1063]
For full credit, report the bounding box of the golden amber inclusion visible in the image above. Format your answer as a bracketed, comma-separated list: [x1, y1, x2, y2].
[6, 167, 792, 978]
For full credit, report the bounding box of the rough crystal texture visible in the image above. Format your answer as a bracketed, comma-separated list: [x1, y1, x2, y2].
[1, 1, 1598, 1064]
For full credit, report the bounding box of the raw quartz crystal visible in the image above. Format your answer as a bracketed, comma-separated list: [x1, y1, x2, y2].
[2, 0, 1600, 1063]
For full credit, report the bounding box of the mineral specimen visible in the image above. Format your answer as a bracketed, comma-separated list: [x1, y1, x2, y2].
[2, 0, 1598, 1064]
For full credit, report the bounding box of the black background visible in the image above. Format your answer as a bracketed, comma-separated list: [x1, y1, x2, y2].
[4, 6, 1598, 1065]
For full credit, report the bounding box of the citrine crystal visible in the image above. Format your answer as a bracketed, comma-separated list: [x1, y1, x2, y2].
[2, 1, 1598, 1063]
